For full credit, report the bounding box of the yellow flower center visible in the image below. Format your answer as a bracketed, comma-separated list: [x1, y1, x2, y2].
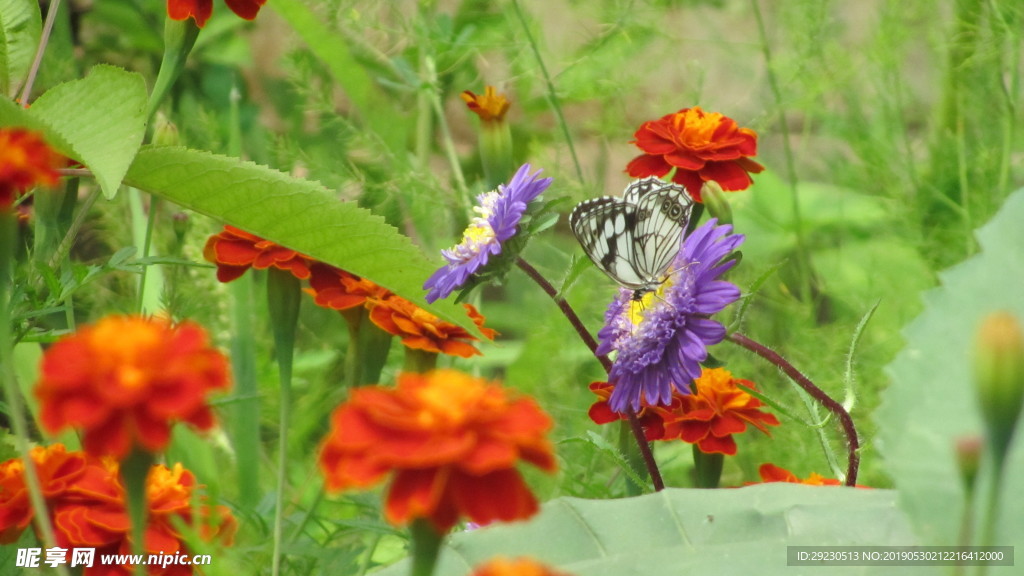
[412, 370, 497, 429]
[672, 106, 726, 147]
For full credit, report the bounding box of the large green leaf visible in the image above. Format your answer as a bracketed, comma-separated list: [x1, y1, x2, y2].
[374, 486, 919, 576]
[0, 0, 40, 97]
[27, 65, 148, 198]
[123, 146, 474, 330]
[876, 188, 1024, 546]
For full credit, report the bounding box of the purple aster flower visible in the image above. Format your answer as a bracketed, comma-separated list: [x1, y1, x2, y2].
[596, 219, 744, 412]
[423, 163, 553, 303]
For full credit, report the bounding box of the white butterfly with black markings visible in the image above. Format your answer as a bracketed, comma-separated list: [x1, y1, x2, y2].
[569, 177, 694, 299]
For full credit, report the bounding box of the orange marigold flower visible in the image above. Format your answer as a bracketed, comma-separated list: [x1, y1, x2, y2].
[318, 370, 557, 533]
[306, 263, 389, 311]
[626, 106, 764, 202]
[204, 224, 314, 283]
[166, 0, 266, 28]
[35, 316, 231, 459]
[0, 444, 92, 544]
[754, 463, 868, 488]
[587, 381, 667, 441]
[0, 127, 63, 210]
[461, 86, 511, 122]
[655, 367, 779, 455]
[368, 297, 497, 358]
[470, 557, 574, 576]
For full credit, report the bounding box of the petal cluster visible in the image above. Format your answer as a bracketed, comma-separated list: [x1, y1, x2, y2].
[0, 445, 235, 573]
[626, 107, 764, 202]
[424, 163, 552, 303]
[596, 219, 744, 412]
[369, 298, 497, 358]
[318, 370, 557, 533]
[35, 316, 230, 458]
[653, 367, 779, 455]
[754, 463, 867, 487]
[0, 128, 63, 209]
[204, 225, 314, 283]
[166, 0, 266, 28]
[461, 86, 511, 122]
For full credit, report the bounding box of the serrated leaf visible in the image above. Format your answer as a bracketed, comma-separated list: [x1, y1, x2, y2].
[0, 0, 40, 97]
[123, 146, 477, 332]
[877, 188, 1024, 547]
[373, 486, 919, 576]
[27, 64, 147, 198]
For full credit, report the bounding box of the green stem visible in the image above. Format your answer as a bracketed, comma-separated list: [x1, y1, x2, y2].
[267, 270, 301, 576]
[17, 0, 61, 104]
[146, 18, 201, 124]
[510, 0, 585, 185]
[424, 56, 470, 211]
[692, 445, 724, 488]
[134, 192, 162, 315]
[409, 518, 445, 576]
[0, 213, 64, 576]
[120, 449, 154, 576]
[229, 275, 261, 507]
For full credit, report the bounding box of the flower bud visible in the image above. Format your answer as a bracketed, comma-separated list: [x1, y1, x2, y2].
[700, 180, 732, 225]
[954, 435, 983, 494]
[462, 86, 513, 188]
[973, 312, 1024, 460]
[151, 112, 180, 147]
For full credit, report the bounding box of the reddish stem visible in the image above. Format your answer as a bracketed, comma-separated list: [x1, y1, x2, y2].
[727, 332, 860, 486]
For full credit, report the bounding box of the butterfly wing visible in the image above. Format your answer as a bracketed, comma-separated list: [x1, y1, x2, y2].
[629, 179, 693, 284]
[570, 178, 693, 292]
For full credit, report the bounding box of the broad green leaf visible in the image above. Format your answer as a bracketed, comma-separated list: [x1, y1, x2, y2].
[374, 486, 920, 576]
[877, 188, 1024, 546]
[28, 64, 148, 198]
[124, 146, 476, 332]
[0, 0, 40, 97]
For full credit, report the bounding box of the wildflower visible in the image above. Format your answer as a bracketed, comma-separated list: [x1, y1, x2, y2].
[596, 219, 744, 412]
[587, 381, 668, 441]
[204, 224, 314, 283]
[306, 263, 389, 311]
[461, 86, 511, 122]
[626, 107, 764, 202]
[35, 316, 230, 459]
[469, 557, 574, 576]
[0, 445, 235, 571]
[653, 368, 779, 455]
[0, 127, 63, 209]
[318, 370, 557, 533]
[369, 296, 497, 358]
[166, 0, 266, 28]
[423, 164, 552, 303]
[754, 463, 868, 487]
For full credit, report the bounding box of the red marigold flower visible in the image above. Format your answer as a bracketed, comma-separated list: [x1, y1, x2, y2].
[204, 224, 314, 283]
[306, 263, 389, 311]
[368, 297, 497, 358]
[0, 127, 63, 210]
[0, 444, 92, 543]
[166, 0, 266, 28]
[625, 107, 764, 202]
[469, 557, 574, 576]
[587, 381, 667, 441]
[35, 316, 231, 459]
[318, 370, 557, 533]
[461, 86, 511, 122]
[754, 463, 868, 487]
[655, 367, 780, 455]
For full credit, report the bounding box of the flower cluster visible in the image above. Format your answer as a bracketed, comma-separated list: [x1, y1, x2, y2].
[35, 316, 230, 459]
[166, 0, 266, 28]
[596, 219, 744, 412]
[590, 368, 779, 455]
[424, 163, 552, 303]
[626, 106, 764, 202]
[205, 226, 497, 357]
[0, 127, 64, 210]
[319, 370, 557, 533]
[0, 444, 235, 573]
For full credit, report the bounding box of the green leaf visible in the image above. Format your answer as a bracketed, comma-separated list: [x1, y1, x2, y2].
[0, 0, 40, 97]
[373, 486, 918, 576]
[123, 146, 476, 332]
[877, 188, 1024, 546]
[27, 64, 148, 198]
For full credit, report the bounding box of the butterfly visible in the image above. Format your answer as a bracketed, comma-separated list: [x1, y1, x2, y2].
[569, 177, 694, 299]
